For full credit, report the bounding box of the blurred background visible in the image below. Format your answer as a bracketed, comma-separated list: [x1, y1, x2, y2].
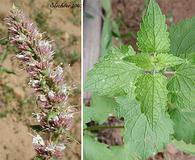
[0, 0, 81, 160]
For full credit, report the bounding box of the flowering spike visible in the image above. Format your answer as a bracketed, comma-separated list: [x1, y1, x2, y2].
[5, 6, 75, 159]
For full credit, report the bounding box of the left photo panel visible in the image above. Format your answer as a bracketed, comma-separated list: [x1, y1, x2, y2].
[0, 0, 81, 160]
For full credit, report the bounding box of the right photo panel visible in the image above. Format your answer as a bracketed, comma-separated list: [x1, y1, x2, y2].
[83, 0, 195, 159]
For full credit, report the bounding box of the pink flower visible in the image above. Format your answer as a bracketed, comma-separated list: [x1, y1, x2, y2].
[5, 5, 69, 109]
[50, 65, 64, 84]
[5, 5, 75, 159]
[34, 106, 75, 131]
[32, 135, 65, 159]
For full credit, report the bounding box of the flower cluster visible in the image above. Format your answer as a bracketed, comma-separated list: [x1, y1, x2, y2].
[34, 106, 74, 131]
[5, 5, 75, 159]
[32, 135, 65, 159]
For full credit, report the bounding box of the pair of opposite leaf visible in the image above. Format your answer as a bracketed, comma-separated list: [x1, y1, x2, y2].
[84, 0, 195, 159]
[85, 0, 195, 127]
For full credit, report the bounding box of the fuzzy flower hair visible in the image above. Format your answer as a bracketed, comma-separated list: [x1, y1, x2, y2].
[5, 5, 75, 159]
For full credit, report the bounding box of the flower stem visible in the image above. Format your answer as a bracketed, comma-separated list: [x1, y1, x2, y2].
[85, 125, 124, 131]
[163, 71, 175, 78]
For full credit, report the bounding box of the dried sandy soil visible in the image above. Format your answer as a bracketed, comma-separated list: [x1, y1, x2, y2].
[0, 0, 81, 160]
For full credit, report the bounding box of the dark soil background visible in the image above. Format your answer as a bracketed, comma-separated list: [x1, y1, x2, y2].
[112, 0, 195, 49]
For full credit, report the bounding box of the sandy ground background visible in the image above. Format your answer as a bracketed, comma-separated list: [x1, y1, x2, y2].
[0, 0, 81, 160]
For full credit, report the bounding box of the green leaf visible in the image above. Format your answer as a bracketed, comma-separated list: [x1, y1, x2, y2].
[29, 125, 43, 132]
[124, 53, 184, 71]
[34, 156, 45, 160]
[135, 74, 168, 126]
[83, 106, 95, 124]
[101, 0, 111, 14]
[101, 15, 112, 55]
[112, 20, 121, 38]
[0, 37, 8, 45]
[101, 45, 136, 60]
[167, 63, 195, 109]
[47, 111, 58, 121]
[83, 95, 118, 125]
[109, 146, 129, 160]
[100, 0, 112, 55]
[0, 47, 8, 64]
[84, 46, 140, 97]
[0, 112, 7, 118]
[0, 66, 15, 74]
[170, 17, 195, 62]
[170, 109, 195, 144]
[114, 96, 173, 159]
[89, 94, 118, 123]
[84, 134, 116, 160]
[172, 139, 195, 155]
[154, 54, 184, 70]
[124, 53, 154, 70]
[137, 0, 170, 53]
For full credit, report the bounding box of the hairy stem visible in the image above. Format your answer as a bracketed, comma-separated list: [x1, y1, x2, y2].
[163, 71, 175, 78]
[85, 125, 124, 131]
[144, 70, 175, 78]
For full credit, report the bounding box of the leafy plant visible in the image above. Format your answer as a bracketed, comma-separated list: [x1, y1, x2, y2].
[84, 0, 195, 159]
